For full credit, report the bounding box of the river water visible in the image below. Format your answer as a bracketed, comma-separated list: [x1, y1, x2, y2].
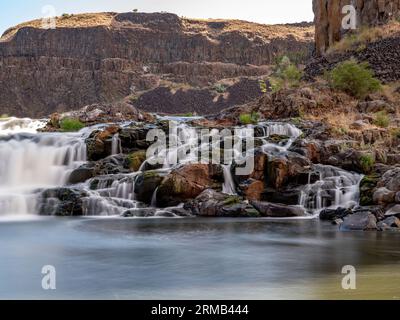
[0, 217, 399, 299]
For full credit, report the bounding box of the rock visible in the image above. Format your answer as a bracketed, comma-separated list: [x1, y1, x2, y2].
[373, 187, 396, 205]
[68, 164, 95, 184]
[378, 168, 400, 192]
[92, 154, 131, 176]
[320, 207, 352, 221]
[266, 152, 311, 189]
[357, 100, 395, 114]
[86, 126, 121, 161]
[313, 0, 400, 55]
[38, 187, 88, 216]
[385, 204, 400, 217]
[185, 189, 260, 217]
[359, 174, 380, 206]
[377, 216, 400, 230]
[332, 218, 344, 225]
[239, 179, 265, 201]
[250, 200, 306, 217]
[156, 164, 220, 207]
[127, 150, 147, 172]
[122, 208, 157, 217]
[349, 120, 368, 130]
[134, 171, 164, 204]
[340, 212, 377, 231]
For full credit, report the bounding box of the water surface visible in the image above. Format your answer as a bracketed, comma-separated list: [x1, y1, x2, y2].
[0, 217, 399, 299]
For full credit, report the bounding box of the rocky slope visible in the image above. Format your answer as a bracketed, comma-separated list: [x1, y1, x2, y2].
[0, 12, 314, 117]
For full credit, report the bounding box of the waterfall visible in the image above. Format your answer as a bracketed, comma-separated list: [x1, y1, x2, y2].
[0, 117, 46, 136]
[0, 132, 86, 216]
[111, 133, 121, 155]
[299, 164, 362, 213]
[222, 165, 236, 195]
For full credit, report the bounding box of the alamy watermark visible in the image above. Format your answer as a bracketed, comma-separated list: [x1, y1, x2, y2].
[342, 5, 357, 30]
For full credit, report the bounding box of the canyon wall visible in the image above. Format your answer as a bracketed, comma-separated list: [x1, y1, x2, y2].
[313, 0, 400, 54]
[0, 12, 314, 117]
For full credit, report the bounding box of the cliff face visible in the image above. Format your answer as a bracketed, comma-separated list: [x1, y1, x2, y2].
[0, 12, 314, 117]
[313, 0, 400, 55]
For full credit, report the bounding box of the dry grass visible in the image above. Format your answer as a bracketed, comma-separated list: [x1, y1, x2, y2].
[327, 21, 400, 55]
[182, 18, 314, 41]
[1, 12, 116, 40]
[1, 11, 314, 44]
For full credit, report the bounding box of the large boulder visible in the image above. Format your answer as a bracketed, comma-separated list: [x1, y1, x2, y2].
[340, 211, 377, 231]
[37, 187, 89, 216]
[250, 200, 306, 217]
[134, 171, 165, 204]
[320, 207, 352, 221]
[156, 164, 221, 207]
[185, 189, 260, 217]
[86, 125, 120, 161]
[265, 152, 311, 189]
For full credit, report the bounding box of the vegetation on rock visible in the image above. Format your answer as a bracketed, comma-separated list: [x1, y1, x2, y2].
[60, 118, 85, 132]
[326, 59, 381, 98]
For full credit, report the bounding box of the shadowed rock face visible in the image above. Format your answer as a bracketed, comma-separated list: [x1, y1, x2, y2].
[313, 0, 400, 55]
[0, 12, 313, 118]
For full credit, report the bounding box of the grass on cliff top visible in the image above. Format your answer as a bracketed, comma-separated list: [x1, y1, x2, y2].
[1, 12, 116, 40]
[326, 20, 400, 55]
[60, 118, 85, 132]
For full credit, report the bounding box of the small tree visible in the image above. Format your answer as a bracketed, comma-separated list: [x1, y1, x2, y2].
[327, 59, 381, 98]
[270, 55, 302, 92]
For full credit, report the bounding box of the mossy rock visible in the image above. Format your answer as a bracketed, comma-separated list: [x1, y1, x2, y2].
[359, 173, 380, 206]
[127, 150, 147, 171]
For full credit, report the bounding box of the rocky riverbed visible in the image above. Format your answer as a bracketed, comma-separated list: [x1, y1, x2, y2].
[1, 111, 399, 232]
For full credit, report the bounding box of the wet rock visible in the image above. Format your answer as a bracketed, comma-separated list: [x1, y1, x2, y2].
[266, 152, 311, 189]
[373, 187, 396, 205]
[68, 164, 95, 184]
[122, 208, 157, 217]
[156, 164, 220, 207]
[378, 168, 400, 192]
[262, 187, 301, 205]
[250, 200, 306, 217]
[126, 150, 147, 172]
[38, 187, 89, 216]
[320, 207, 352, 221]
[359, 174, 380, 206]
[93, 154, 131, 176]
[340, 212, 377, 231]
[134, 171, 164, 204]
[86, 125, 121, 161]
[185, 189, 260, 217]
[238, 179, 265, 201]
[384, 204, 400, 217]
[377, 216, 400, 231]
[119, 127, 152, 152]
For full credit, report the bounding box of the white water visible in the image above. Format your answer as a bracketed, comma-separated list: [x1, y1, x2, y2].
[299, 165, 362, 213]
[0, 121, 86, 216]
[111, 133, 121, 155]
[222, 165, 236, 195]
[0, 117, 46, 136]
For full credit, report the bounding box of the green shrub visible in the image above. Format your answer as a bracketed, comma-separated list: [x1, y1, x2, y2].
[0, 114, 9, 119]
[373, 111, 389, 128]
[239, 112, 260, 125]
[259, 80, 268, 93]
[359, 154, 375, 173]
[60, 118, 85, 132]
[270, 55, 303, 92]
[213, 83, 226, 93]
[327, 59, 381, 98]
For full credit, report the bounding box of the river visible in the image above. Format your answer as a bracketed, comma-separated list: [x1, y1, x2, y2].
[0, 217, 400, 299]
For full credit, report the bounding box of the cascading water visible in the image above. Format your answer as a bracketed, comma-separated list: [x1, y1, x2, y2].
[0, 117, 363, 218]
[0, 122, 87, 216]
[299, 164, 362, 213]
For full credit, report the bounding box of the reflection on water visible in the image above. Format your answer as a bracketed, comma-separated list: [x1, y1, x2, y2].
[0, 217, 399, 299]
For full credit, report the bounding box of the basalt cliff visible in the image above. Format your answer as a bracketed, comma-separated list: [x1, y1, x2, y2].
[0, 12, 313, 117]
